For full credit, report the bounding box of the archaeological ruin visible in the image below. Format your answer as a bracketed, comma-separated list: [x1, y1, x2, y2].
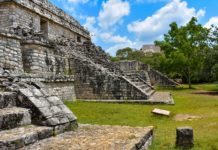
[0, 0, 175, 149]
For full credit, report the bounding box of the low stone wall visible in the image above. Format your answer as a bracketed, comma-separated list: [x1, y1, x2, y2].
[148, 69, 178, 87]
[45, 82, 76, 101]
[115, 60, 149, 72]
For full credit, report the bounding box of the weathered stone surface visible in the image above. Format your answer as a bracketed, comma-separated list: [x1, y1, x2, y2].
[148, 92, 174, 105]
[0, 92, 17, 109]
[18, 82, 77, 127]
[0, 107, 31, 130]
[0, 0, 159, 102]
[25, 124, 153, 150]
[116, 60, 178, 87]
[152, 108, 171, 116]
[176, 127, 194, 149]
[0, 125, 53, 149]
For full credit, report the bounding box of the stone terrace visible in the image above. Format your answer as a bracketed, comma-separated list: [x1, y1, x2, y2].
[25, 124, 154, 150]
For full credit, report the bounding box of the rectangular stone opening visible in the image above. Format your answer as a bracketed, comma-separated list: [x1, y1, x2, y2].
[40, 18, 48, 36]
[77, 36, 81, 43]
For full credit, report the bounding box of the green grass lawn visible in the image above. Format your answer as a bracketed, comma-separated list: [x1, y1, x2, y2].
[65, 84, 218, 150]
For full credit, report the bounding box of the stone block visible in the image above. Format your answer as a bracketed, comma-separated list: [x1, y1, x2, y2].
[0, 92, 17, 109]
[152, 108, 170, 116]
[176, 127, 194, 149]
[0, 107, 31, 130]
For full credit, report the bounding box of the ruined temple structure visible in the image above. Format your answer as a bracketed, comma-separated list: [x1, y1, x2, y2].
[115, 60, 179, 87]
[0, 0, 170, 149]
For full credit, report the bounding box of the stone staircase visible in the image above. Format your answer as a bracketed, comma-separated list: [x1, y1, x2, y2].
[0, 91, 54, 149]
[145, 71, 152, 86]
[124, 73, 155, 98]
[0, 74, 77, 149]
[148, 69, 179, 87]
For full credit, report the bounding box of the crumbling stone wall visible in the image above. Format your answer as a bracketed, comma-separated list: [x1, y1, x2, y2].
[0, 35, 23, 73]
[116, 60, 149, 72]
[73, 59, 148, 100]
[148, 69, 178, 87]
[21, 43, 55, 74]
[0, 4, 13, 32]
[116, 60, 178, 87]
[0, 0, 90, 38]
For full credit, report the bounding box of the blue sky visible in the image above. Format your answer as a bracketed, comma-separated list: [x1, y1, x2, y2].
[50, 0, 218, 56]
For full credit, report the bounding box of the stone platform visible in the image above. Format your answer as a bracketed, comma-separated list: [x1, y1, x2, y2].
[79, 92, 174, 105]
[147, 92, 174, 105]
[24, 124, 153, 150]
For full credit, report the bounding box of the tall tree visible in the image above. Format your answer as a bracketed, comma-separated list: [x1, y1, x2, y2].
[155, 17, 209, 88]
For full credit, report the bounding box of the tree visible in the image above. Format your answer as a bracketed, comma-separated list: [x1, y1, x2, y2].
[212, 64, 218, 81]
[116, 47, 133, 60]
[155, 17, 209, 88]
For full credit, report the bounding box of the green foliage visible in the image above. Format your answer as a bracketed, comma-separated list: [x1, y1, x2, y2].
[110, 18, 218, 84]
[212, 64, 218, 81]
[155, 17, 210, 88]
[116, 47, 133, 60]
[65, 84, 218, 150]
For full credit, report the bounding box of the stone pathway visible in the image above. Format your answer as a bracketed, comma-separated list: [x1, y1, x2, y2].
[24, 124, 153, 150]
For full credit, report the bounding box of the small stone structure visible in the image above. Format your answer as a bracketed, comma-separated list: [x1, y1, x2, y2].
[176, 127, 194, 149]
[140, 44, 161, 54]
[115, 60, 179, 87]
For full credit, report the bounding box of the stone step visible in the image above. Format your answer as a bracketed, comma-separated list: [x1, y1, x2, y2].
[0, 125, 53, 149]
[132, 82, 144, 86]
[147, 90, 155, 97]
[129, 79, 141, 82]
[142, 87, 152, 93]
[0, 92, 17, 109]
[138, 84, 149, 89]
[0, 107, 31, 131]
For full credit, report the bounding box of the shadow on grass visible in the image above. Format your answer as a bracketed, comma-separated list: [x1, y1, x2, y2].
[155, 86, 196, 91]
[192, 91, 218, 96]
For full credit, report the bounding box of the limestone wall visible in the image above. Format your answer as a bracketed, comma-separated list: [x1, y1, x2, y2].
[21, 43, 54, 74]
[21, 42, 72, 75]
[116, 61, 149, 72]
[0, 35, 23, 73]
[0, 0, 90, 39]
[13, 4, 41, 32]
[0, 4, 13, 32]
[148, 69, 178, 87]
[44, 82, 76, 101]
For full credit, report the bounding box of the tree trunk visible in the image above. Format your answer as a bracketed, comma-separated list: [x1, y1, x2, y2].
[188, 67, 192, 89]
[188, 76, 192, 89]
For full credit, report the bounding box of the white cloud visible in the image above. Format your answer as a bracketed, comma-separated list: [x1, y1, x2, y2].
[98, 0, 130, 29]
[83, 16, 130, 45]
[105, 40, 144, 56]
[205, 17, 218, 28]
[127, 0, 205, 41]
[100, 33, 129, 43]
[83, 16, 99, 42]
